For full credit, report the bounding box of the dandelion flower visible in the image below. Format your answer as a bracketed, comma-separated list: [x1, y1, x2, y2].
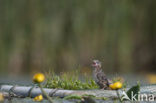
[0, 93, 4, 102]
[33, 94, 43, 102]
[109, 81, 122, 90]
[33, 73, 45, 83]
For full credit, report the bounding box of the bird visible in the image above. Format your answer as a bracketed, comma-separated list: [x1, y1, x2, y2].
[91, 60, 111, 90]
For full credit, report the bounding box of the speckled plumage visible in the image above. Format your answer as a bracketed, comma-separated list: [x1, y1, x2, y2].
[92, 60, 111, 90]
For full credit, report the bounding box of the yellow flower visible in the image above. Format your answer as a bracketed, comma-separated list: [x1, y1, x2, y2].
[109, 81, 122, 90]
[146, 74, 156, 84]
[0, 93, 4, 102]
[33, 94, 43, 102]
[33, 73, 45, 83]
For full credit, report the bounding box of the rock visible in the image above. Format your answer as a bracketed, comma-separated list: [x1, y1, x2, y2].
[0, 84, 156, 99]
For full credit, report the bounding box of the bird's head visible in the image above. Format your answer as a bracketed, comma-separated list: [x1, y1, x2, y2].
[92, 60, 101, 69]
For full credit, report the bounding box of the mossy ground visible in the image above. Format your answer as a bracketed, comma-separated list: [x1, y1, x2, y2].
[44, 71, 99, 90]
[44, 71, 127, 90]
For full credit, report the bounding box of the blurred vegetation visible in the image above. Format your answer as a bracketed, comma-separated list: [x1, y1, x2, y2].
[0, 0, 156, 75]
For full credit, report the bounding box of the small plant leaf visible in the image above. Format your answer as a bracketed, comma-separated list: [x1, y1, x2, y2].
[126, 83, 140, 100]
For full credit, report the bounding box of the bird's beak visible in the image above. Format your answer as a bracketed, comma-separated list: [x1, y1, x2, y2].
[92, 62, 96, 67]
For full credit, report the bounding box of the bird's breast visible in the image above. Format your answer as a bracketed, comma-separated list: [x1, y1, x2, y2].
[93, 70, 99, 82]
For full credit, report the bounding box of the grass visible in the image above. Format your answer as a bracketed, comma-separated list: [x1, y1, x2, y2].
[44, 71, 99, 90]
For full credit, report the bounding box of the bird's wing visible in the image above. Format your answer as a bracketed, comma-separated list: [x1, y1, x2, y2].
[96, 72, 107, 81]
